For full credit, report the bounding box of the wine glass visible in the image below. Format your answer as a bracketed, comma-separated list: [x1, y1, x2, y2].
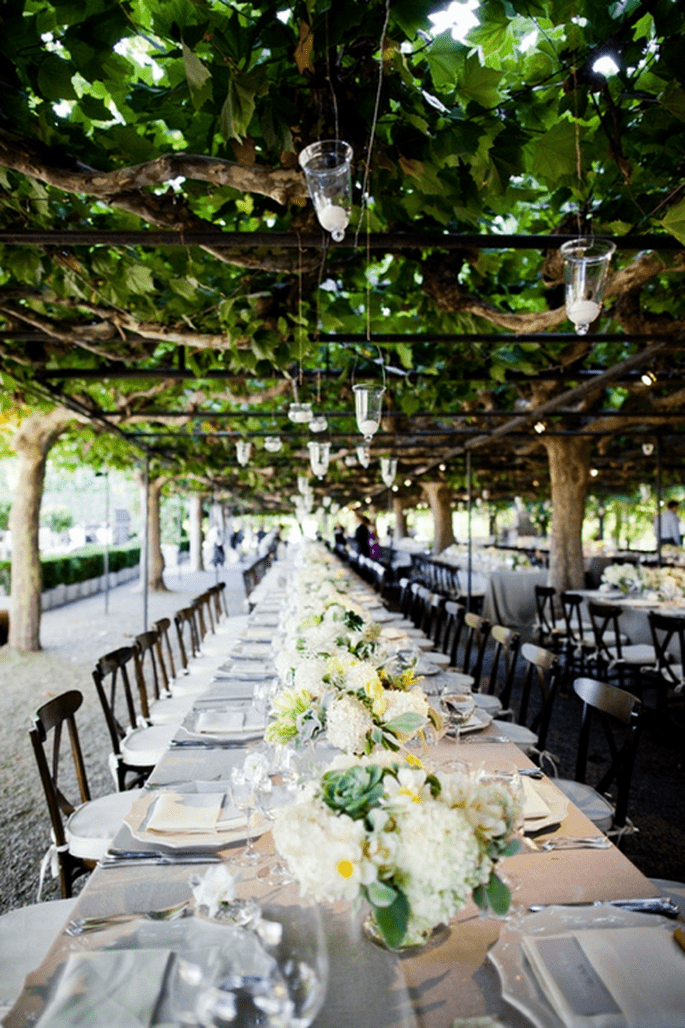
[195, 889, 328, 1028]
[254, 771, 298, 885]
[440, 690, 476, 742]
[229, 765, 263, 867]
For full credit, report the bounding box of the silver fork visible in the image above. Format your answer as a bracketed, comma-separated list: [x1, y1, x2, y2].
[65, 899, 189, 936]
[524, 835, 611, 852]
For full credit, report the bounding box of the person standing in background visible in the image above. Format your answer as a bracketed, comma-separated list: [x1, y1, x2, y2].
[654, 499, 682, 546]
[354, 513, 371, 557]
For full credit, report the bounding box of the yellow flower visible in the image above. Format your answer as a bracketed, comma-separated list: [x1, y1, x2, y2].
[336, 859, 355, 879]
[405, 753, 423, 769]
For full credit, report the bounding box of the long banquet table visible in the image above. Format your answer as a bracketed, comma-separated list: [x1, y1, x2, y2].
[4, 556, 681, 1028]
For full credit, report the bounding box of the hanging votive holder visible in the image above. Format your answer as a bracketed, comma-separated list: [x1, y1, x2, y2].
[560, 237, 616, 335]
[309, 415, 328, 433]
[308, 440, 331, 480]
[297, 474, 310, 495]
[356, 444, 371, 469]
[236, 440, 251, 467]
[298, 140, 353, 242]
[353, 384, 385, 442]
[264, 435, 282, 453]
[288, 402, 313, 424]
[380, 456, 398, 488]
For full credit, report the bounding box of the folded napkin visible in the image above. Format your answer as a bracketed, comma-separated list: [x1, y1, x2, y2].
[147, 792, 226, 834]
[35, 949, 171, 1028]
[521, 776, 551, 821]
[195, 710, 245, 735]
[522, 926, 685, 1028]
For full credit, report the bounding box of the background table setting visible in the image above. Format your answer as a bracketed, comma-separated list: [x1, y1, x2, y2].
[4, 546, 684, 1028]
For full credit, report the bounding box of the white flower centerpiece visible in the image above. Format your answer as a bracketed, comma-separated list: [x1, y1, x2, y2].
[600, 562, 644, 595]
[272, 755, 521, 950]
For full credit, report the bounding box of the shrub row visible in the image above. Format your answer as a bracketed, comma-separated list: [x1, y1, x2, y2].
[0, 543, 141, 594]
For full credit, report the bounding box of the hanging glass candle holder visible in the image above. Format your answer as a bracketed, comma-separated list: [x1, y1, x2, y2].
[298, 140, 353, 242]
[235, 440, 251, 467]
[297, 474, 310, 495]
[288, 402, 313, 424]
[308, 440, 331, 480]
[560, 237, 616, 335]
[380, 456, 398, 488]
[356, 444, 370, 468]
[264, 435, 282, 452]
[309, 415, 328, 433]
[353, 384, 385, 442]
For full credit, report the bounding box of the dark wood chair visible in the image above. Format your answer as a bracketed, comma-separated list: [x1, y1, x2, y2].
[533, 585, 567, 652]
[174, 606, 202, 670]
[134, 628, 192, 727]
[92, 646, 174, 791]
[154, 616, 177, 686]
[645, 610, 685, 722]
[442, 600, 466, 666]
[460, 611, 491, 688]
[586, 601, 656, 692]
[29, 690, 143, 897]
[493, 642, 562, 764]
[553, 677, 644, 841]
[483, 623, 520, 715]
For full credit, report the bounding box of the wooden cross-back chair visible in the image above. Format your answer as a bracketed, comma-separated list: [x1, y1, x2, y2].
[29, 689, 143, 897]
[92, 646, 174, 790]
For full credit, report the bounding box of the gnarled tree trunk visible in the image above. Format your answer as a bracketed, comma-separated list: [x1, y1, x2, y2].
[135, 471, 168, 591]
[392, 496, 408, 540]
[422, 481, 456, 554]
[544, 435, 592, 594]
[9, 408, 74, 652]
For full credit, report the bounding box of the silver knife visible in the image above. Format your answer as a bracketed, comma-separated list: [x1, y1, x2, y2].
[101, 851, 221, 866]
[529, 897, 681, 918]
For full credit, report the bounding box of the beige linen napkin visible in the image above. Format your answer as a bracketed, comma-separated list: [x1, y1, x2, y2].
[35, 949, 171, 1028]
[521, 776, 551, 821]
[146, 792, 226, 834]
[195, 710, 245, 734]
[522, 926, 685, 1028]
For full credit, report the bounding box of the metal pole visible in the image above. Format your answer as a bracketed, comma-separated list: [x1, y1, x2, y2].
[466, 452, 473, 613]
[103, 471, 110, 615]
[143, 454, 149, 632]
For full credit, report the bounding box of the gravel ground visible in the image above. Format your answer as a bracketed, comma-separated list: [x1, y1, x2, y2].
[1, 564, 684, 916]
[0, 563, 247, 914]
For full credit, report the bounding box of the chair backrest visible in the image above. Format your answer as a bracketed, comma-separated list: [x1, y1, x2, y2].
[517, 641, 562, 753]
[154, 616, 176, 686]
[587, 601, 626, 664]
[133, 629, 163, 714]
[174, 606, 201, 669]
[92, 645, 155, 790]
[442, 600, 466, 664]
[29, 690, 92, 896]
[534, 585, 564, 647]
[461, 612, 491, 687]
[485, 624, 521, 709]
[398, 578, 413, 619]
[424, 592, 447, 646]
[209, 581, 229, 618]
[560, 592, 589, 646]
[648, 610, 685, 690]
[573, 676, 643, 829]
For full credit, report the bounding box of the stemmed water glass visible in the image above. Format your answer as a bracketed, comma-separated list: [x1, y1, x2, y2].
[440, 689, 476, 742]
[229, 763, 265, 867]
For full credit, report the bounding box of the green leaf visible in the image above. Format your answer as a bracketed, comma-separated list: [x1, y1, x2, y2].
[425, 35, 467, 91]
[396, 343, 413, 369]
[125, 264, 155, 295]
[457, 54, 503, 109]
[372, 888, 410, 949]
[662, 198, 685, 245]
[367, 881, 398, 908]
[38, 53, 77, 100]
[400, 392, 422, 416]
[182, 42, 212, 111]
[383, 712, 426, 734]
[529, 119, 578, 185]
[660, 82, 685, 122]
[220, 74, 256, 142]
[485, 872, 511, 917]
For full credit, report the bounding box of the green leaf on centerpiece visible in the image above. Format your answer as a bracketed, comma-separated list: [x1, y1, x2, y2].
[367, 881, 398, 908]
[373, 888, 410, 949]
[383, 712, 427, 734]
[485, 872, 511, 917]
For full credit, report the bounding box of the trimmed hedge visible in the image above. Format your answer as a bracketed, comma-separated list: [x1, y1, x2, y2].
[0, 543, 141, 594]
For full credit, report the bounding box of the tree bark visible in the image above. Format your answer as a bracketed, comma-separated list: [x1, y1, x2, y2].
[392, 496, 408, 540]
[135, 471, 168, 591]
[188, 494, 205, 572]
[9, 408, 74, 652]
[422, 482, 456, 554]
[544, 435, 592, 594]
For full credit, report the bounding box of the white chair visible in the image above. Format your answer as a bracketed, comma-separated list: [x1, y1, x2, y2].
[29, 690, 143, 898]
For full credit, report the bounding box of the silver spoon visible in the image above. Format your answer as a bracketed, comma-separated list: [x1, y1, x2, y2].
[65, 899, 189, 936]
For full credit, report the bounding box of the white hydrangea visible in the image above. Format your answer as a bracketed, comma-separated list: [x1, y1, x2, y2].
[325, 694, 374, 754]
[380, 686, 429, 723]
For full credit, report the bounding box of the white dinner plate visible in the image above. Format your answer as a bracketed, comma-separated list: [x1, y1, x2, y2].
[447, 707, 493, 735]
[123, 791, 266, 850]
[489, 905, 682, 1028]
